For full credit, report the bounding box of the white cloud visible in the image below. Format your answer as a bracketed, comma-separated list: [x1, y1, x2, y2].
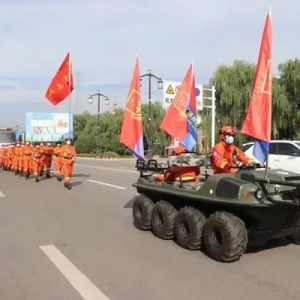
[0, 0, 300, 125]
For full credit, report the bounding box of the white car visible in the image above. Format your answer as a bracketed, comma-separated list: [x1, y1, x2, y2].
[242, 140, 300, 174]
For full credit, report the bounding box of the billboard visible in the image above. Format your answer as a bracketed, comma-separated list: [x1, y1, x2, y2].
[25, 113, 73, 142]
[162, 81, 204, 111]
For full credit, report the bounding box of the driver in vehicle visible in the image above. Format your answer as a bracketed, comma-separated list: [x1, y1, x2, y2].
[211, 126, 257, 174]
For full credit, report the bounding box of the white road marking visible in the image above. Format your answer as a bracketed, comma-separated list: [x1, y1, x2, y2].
[0, 190, 5, 197]
[40, 245, 110, 300]
[76, 163, 137, 174]
[88, 180, 127, 190]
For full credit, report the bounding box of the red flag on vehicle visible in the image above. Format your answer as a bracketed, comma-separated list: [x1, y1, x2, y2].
[241, 10, 272, 163]
[119, 56, 144, 159]
[160, 64, 193, 141]
[45, 52, 74, 106]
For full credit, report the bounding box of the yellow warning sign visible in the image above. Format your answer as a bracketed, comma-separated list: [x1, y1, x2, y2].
[166, 84, 175, 95]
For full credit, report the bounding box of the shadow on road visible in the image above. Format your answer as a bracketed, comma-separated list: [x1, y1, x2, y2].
[71, 181, 83, 187]
[246, 237, 290, 254]
[123, 197, 135, 209]
[71, 174, 91, 178]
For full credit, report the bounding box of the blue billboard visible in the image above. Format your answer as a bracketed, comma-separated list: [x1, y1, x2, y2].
[25, 112, 73, 142]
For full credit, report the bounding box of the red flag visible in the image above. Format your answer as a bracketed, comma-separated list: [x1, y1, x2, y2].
[241, 12, 272, 142]
[119, 57, 144, 159]
[45, 52, 74, 106]
[160, 64, 193, 140]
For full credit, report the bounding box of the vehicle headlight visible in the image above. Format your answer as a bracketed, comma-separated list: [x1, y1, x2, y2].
[255, 189, 263, 199]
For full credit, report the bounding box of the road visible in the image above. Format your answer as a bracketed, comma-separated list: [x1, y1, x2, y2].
[0, 157, 299, 300]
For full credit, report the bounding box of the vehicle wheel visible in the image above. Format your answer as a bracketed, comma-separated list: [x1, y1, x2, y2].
[174, 206, 207, 250]
[151, 200, 177, 239]
[203, 211, 248, 262]
[132, 194, 155, 231]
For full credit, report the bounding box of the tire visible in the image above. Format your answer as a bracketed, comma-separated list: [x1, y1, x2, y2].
[203, 211, 248, 262]
[132, 194, 155, 230]
[174, 206, 207, 250]
[151, 200, 177, 239]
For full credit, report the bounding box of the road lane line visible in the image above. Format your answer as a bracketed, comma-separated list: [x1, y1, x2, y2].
[0, 190, 5, 197]
[88, 180, 127, 190]
[76, 163, 137, 174]
[40, 245, 110, 300]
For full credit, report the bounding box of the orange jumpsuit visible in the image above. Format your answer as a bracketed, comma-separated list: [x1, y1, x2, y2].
[43, 145, 53, 176]
[22, 144, 32, 176]
[173, 145, 186, 155]
[53, 146, 63, 178]
[211, 141, 255, 174]
[61, 144, 77, 184]
[39, 145, 45, 175]
[7, 146, 14, 170]
[0, 148, 3, 167]
[2, 147, 7, 169]
[32, 147, 42, 179]
[13, 146, 22, 174]
[29, 144, 34, 172]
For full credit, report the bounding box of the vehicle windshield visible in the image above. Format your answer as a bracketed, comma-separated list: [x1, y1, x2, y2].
[295, 143, 300, 148]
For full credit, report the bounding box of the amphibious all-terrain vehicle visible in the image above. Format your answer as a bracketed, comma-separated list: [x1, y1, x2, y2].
[131, 152, 300, 263]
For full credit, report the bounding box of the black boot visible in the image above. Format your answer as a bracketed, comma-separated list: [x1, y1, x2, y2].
[35, 177, 39, 182]
[25, 173, 29, 179]
[46, 173, 51, 178]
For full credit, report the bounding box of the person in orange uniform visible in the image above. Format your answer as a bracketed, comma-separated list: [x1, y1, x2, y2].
[39, 142, 46, 176]
[211, 126, 257, 174]
[173, 143, 187, 155]
[61, 138, 77, 190]
[13, 142, 22, 175]
[0, 145, 6, 169]
[18, 141, 25, 176]
[2, 145, 8, 170]
[29, 142, 34, 174]
[53, 142, 63, 181]
[32, 142, 43, 182]
[22, 141, 33, 179]
[44, 142, 53, 178]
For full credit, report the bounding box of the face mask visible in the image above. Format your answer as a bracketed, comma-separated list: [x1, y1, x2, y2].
[66, 141, 71, 145]
[224, 135, 234, 144]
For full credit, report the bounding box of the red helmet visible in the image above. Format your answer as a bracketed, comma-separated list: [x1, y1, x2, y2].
[219, 126, 237, 138]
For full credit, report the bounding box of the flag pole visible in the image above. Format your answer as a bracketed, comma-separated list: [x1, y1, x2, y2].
[265, 7, 272, 180]
[68, 49, 72, 139]
[191, 62, 198, 152]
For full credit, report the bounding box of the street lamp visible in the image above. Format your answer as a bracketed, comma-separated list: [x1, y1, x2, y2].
[88, 91, 110, 158]
[140, 69, 163, 159]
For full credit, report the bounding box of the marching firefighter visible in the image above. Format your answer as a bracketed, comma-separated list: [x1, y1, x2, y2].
[39, 142, 45, 176]
[211, 126, 258, 174]
[22, 141, 32, 179]
[53, 141, 63, 181]
[14, 142, 23, 175]
[44, 142, 53, 178]
[32, 142, 42, 182]
[7, 143, 14, 171]
[61, 138, 77, 190]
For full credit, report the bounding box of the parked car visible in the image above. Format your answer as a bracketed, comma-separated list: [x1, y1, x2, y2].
[241, 140, 300, 174]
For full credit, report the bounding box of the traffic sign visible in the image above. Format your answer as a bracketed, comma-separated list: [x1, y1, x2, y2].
[162, 81, 204, 111]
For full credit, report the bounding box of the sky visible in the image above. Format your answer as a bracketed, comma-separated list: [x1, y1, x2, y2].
[0, 0, 300, 127]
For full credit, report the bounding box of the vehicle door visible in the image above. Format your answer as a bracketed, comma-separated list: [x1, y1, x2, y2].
[272, 142, 300, 173]
[266, 142, 278, 169]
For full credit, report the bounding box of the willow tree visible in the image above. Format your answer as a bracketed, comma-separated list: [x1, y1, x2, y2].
[209, 60, 256, 145]
[278, 58, 300, 138]
[209, 59, 293, 144]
